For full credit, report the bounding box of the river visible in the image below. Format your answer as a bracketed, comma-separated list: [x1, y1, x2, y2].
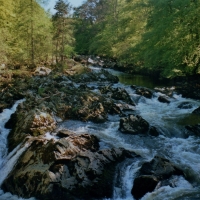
[1, 67, 200, 199]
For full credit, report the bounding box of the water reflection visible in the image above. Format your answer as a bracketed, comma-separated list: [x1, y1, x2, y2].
[118, 74, 157, 88]
[107, 69, 171, 89]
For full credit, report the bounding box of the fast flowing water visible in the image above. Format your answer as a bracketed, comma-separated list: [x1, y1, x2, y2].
[0, 100, 35, 200]
[1, 68, 200, 199]
[59, 67, 200, 199]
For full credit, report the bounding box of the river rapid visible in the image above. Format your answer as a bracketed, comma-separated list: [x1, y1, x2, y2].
[1, 67, 200, 199]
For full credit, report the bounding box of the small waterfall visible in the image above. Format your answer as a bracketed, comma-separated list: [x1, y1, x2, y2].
[0, 100, 36, 200]
[0, 143, 30, 186]
[112, 160, 140, 200]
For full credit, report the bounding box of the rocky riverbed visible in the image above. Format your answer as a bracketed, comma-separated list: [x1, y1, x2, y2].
[1, 64, 200, 200]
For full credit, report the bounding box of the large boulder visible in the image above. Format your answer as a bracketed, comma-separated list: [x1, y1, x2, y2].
[119, 114, 149, 134]
[61, 91, 121, 123]
[149, 126, 160, 137]
[100, 86, 135, 106]
[6, 104, 56, 152]
[192, 106, 200, 115]
[131, 156, 184, 199]
[2, 134, 134, 200]
[185, 124, 200, 136]
[0, 79, 25, 111]
[131, 86, 153, 99]
[158, 95, 170, 103]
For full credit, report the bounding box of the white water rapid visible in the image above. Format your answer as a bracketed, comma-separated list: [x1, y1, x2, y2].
[57, 67, 200, 199]
[0, 100, 35, 200]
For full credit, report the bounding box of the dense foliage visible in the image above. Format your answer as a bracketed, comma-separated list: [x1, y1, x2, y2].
[1, 0, 200, 78]
[0, 0, 74, 68]
[74, 0, 200, 78]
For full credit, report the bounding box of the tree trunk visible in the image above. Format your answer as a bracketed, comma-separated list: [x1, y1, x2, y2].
[30, 0, 34, 65]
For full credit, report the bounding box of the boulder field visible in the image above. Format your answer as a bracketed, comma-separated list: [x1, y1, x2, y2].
[0, 67, 190, 199]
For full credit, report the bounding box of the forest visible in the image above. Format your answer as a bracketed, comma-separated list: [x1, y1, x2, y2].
[0, 0, 200, 78]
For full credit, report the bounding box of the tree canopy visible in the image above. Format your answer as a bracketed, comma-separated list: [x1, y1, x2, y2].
[1, 0, 200, 78]
[74, 0, 200, 78]
[0, 0, 75, 68]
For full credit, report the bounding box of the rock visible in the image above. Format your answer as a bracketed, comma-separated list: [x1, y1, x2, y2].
[5, 73, 125, 152]
[119, 114, 149, 134]
[5, 113, 18, 129]
[34, 66, 52, 76]
[0, 104, 7, 113]
[72, 69, 119, 84]
[100, 86, 135, 106]
[178, 102, 193, 109]
[132, 175, 159, 200]
[158, 95, 170, 103]
[192, 106, 200, 115]
[131, 156, 184, 199]
[88, 57, 96, 64]
[57, 129, 75, 138]
[115, 103, 135, 112]
[2, 134, 135, 200]
[7, 105, 56, 152]
[30, 111, 56, 136]
[0, 80, 25, 110]
[149, 126, 159, 136]
[155, 87, 175, 97]
[185, 124, 200, 136]
[135, 87, 153, 99]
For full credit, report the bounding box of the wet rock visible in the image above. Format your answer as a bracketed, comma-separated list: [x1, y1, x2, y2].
[132, 175, 159, 200]
[57, 129, 76, 138]
[115, 103, 135, 112]
[155, 87, 175, 97]
[6, 73, 125, 151]
[100, 86, 135, 106]
[0, 104, 6, 113]
[5, 112, 18, 129]
[192, 106, 200, 115]
[185, 124, 200, 136]
[178, 102, 193, 109]
[119, 114, 149, 134]
[158, 95, 170, 103]
[63, 93, 119, 123]
[0, 80, 25, 110]
[149, 126, 159, 137]
[131, 156, 184, 199]
[2, 134, 135, 200]
[7, 104, 56, 152]
[72, 69, 119, 84]
[135, 87, 153, 99]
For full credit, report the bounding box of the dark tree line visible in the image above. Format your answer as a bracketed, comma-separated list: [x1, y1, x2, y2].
[74, 0, 200, 78]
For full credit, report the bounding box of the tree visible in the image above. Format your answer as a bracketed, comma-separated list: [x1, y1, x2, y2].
[135, 0, 200, 77]
[0, 0, 16, 63]
[52, 0, 75, 63]
[9, 0, 52, 66]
